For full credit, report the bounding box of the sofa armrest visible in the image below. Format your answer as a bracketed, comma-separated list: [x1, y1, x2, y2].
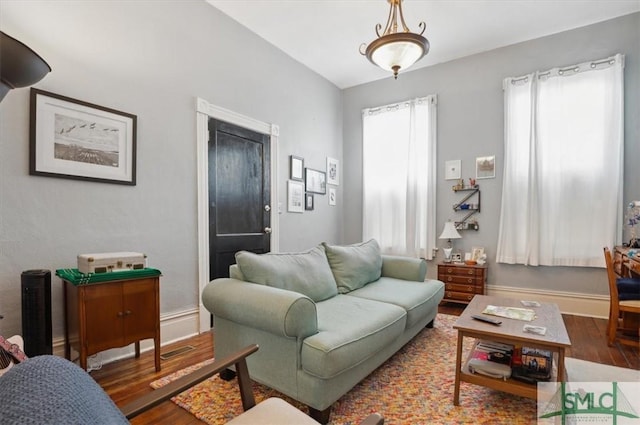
[202, 278, 318, 338]
[381, 255, 427, 281]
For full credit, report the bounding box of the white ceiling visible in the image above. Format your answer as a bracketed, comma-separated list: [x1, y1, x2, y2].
[206, 0, 640, 89]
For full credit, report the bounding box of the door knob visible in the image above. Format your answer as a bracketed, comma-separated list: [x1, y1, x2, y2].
[264, 205, 271, 212]
[264, 227, 272, 234]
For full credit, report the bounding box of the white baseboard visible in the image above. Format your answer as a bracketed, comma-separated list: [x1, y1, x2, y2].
[487, 284, 609, 319]
[52, 308, 203, 367]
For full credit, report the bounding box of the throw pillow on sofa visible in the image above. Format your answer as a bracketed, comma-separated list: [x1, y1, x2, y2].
[323, 239, 383, 293]
[235, 245, 338, 302]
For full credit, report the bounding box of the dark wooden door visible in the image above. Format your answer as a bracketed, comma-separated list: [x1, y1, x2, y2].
[208, 119, 270, 281]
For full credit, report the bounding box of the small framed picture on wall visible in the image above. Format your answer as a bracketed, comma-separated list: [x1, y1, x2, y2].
[287, 180, 304, 213]
[305, 193, 314, 211]
[290, 155, 304, 181]
[476, 156, 495, 179]
[329, 187, 337, 206]
[327, 157, 339, 185]
[445, 160, 461, 180]
[305, 168, 326, 194]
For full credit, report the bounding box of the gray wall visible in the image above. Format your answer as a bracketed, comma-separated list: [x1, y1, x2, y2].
[0, 0, 343, 337]
[343, 13, 640, 295]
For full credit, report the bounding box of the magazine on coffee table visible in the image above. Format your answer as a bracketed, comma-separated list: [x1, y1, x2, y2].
[482, 305, 536, 321]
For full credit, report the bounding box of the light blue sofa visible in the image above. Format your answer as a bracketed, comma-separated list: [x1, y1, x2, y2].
[201, 240, 444, 423]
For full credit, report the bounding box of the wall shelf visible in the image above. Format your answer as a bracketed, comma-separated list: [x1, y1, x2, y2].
[452, 185, 480, 230]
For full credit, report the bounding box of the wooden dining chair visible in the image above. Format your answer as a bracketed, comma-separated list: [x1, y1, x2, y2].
[603, 247, 640, 348]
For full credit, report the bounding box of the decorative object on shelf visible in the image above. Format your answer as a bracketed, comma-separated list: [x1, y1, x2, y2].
[439, 221, 462, 263]
[471, 247, 484, 261]
[445, 160, 461, 180]
[290, 155, 304, 181]
[472, 247, 485, 263]
[0, 32, 51, 102]
[476, 155, 495, 179]
[305, 193, 314, 211]
[627, 201, 640, 248]
[327, 156, 339, 185]
[305, 168, 326, 194]
[359, 0, 429, 80]
[287, 180, 304, 213]
[453, 184, 480, 230]
[329, 187, 337, 206]
[30, 89, 137, 185]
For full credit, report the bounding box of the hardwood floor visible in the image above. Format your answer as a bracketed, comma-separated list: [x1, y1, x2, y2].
[93, 305, 639, 424]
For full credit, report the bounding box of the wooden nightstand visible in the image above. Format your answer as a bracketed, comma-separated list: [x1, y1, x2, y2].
[438, 262, 487, 304]
[62, 275, 161, 372]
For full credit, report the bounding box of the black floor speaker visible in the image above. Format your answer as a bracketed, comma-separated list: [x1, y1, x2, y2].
[21, 269, 52, 357]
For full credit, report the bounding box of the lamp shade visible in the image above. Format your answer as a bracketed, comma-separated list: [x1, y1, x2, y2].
[0, 32, 51, 102]
[439, 221, 462, 240]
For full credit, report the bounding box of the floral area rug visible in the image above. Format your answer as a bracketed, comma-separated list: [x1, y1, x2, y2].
[150, 314, 536, 424]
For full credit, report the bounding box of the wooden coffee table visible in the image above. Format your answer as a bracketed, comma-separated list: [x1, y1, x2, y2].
[453, 295, 571, 405]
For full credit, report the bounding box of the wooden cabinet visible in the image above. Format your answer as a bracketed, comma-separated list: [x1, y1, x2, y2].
[63, 276, 160, 372]
[438, 263, 487, 304]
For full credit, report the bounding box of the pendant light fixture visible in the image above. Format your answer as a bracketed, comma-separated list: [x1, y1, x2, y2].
[0, 32, 51, 102]
[360, 0, 429, 79]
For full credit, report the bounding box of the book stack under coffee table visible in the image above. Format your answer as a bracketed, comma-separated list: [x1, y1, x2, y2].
[453, 295, 571, 405]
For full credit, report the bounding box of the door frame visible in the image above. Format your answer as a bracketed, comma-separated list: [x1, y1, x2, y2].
[196, 97, 279, 333]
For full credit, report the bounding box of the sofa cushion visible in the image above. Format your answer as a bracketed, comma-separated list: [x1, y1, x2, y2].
[229, 264, 245, 280]
[323, 239, 383, 293]
[235, 246, 338, 302]
[348, 277, 445, 329]
[301, 295, 406, 378]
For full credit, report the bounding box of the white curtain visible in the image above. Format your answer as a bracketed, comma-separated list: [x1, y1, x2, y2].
[497, 54, 624, 267]
[362, 96, 437, 259]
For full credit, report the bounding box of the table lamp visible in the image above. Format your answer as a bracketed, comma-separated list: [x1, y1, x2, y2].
[439, 221, 462, 263]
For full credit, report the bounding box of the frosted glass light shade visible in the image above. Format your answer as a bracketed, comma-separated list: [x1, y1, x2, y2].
[369, 35, 427, 72]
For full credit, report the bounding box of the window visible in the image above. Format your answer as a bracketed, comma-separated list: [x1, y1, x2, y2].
[497, 54, 624, 267]
[362, 96, 437, 258]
